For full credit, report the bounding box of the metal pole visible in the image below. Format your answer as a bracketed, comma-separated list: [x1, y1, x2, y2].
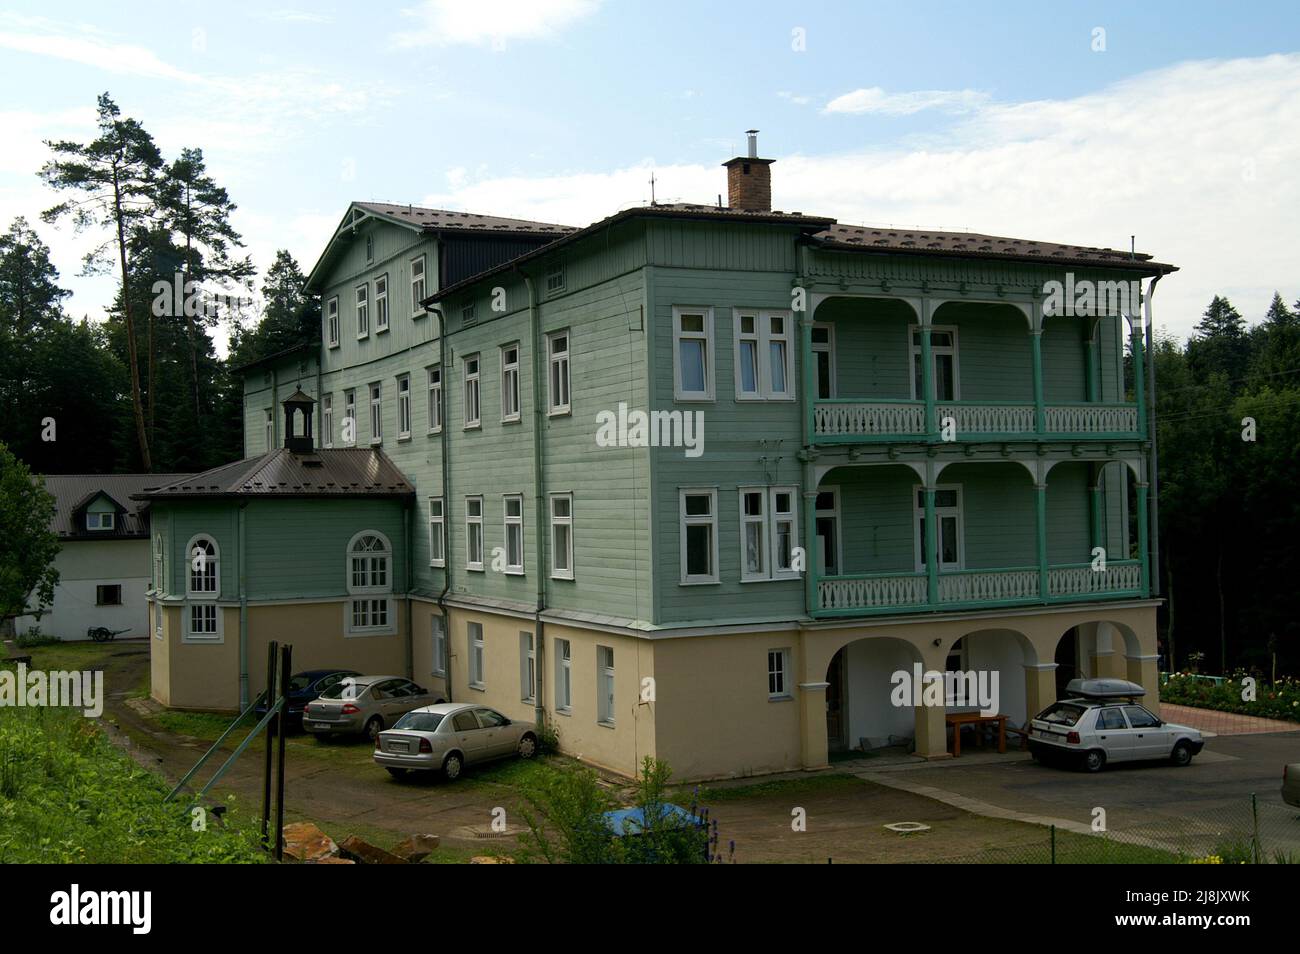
[274, 643, 291, 861]
[260, 640, 277, 847]
[1144, 277, 1162, 596]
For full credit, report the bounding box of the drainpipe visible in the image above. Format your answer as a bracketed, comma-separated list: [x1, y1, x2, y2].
[796, 243, 818, 617]
[517, 265, 547, 729]
[404, 498, 414, 680]
[429, 305, 453, 703]
[237, 501, 249, 708]
[1144, 275, 1162, 597]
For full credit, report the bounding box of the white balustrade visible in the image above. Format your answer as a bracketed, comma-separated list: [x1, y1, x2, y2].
[937, 403, 1034, 435]
[814, 402, 924, 437]
[818, 574, 926, 611]
[938, 570, 1039, 603]
[1048, 562, 1142, 598]
[1045, 404, 1138, 434]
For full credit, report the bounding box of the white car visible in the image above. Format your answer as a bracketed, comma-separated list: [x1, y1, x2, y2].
[1027, 678, 1204, 772]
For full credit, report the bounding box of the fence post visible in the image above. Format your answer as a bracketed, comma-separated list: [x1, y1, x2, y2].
[1050, 824, 1056, 864]
[260, 640, 278, 847]
[1251, 793, 1260, 864]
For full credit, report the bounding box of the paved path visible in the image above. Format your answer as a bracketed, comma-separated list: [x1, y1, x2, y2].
[1159, 702, 1300, 737]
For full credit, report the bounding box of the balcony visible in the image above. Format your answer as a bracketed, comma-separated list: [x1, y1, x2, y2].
[813, 399, 1140, 442]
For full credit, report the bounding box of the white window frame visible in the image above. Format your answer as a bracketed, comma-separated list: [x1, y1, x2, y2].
[186, 535, 220, 597]
[264, 408, 273, 450]
[369, 381, 382, 444]
[503, 494, 524, 575]
[463, 353, 481, 429]
[326, 296, 339, 348]
[547, 330, 571, 415]
[184, 602, 222, 643]
[86, 511, 116, 531]
[739, 486, 768, 581]
[672, 306, 714, 401]
[428, 497, 445, 567]
[465, 496, 484, 571]
[597, 645, 615, 726]
[500, 343, 520, 423]
[733, 309, 794, 400]
[770, 487, 799, 579]
[909, 324, 961, 401]
[426, 365, 442, 434]
[913, 484, 965, 572]
[815, 487, 842, 577]
[520, 631, 536, 703]
[396, 374, 411, 440]
[549, 493, 574, 580]
[410, 254, 426, 317]
[344, 389, 356, 446]
[556, 638, 572, 712]
[322, 393, 333, 448]
[430, 614, 446, 676]
[345, 530, 395, 636]
[812, 322, 837, 399]
[679, 487, 719, 585]
[355, 283, 369, 339]
[768, 648, 792, 700]
[374, 273, 389, 333]
[738, 486, 799, 582]
[468, 621, 485, 689]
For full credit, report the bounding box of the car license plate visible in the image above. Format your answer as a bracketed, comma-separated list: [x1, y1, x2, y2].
[390, 741, 409, 753]
[309, 721, 330, 729]
[1036, 729, 1056, 741]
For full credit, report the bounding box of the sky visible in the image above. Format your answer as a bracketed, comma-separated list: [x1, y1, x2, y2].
[2, 1, 1298, 354]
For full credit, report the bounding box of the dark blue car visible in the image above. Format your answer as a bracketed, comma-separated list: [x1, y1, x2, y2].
[256, 669, 361, 727]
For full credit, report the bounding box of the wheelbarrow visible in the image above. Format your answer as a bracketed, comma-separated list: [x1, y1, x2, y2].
[87, 626, 131, 642]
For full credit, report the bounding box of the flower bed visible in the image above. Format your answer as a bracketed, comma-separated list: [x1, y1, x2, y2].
[1161, 672, 1300, 723]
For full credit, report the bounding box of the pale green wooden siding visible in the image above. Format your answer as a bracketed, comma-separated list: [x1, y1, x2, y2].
[822, 465, 915, 573]
[1041, 315, 1088, 403]
[157, 501, 240, 600]
[812, 298, 913, 399]
[934, 304, 1034, 403]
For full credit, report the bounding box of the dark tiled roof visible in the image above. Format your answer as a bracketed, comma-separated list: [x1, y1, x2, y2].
[136, 448, 414, 500]
[38, 474, 192, 539]
[356, 201, 579, 237]
[813, 224, 1176, 272]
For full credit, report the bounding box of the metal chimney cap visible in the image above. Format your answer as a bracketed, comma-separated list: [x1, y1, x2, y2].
[746, 129, 759, 157]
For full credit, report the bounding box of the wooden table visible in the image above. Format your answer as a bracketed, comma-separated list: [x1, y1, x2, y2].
[945, 712, 1007, 756]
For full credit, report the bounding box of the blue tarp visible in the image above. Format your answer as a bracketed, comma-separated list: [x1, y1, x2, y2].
[603, 803, 701, 837]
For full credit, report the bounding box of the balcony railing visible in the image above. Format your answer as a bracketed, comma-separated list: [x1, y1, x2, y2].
[812, 399, 1140, 442]
[814, 560, 1144, 616]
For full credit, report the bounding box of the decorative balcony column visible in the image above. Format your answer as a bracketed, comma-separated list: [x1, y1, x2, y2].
[1030, 328, 1045, 436]
[1130, 318, 1147, 437]
[923, 486, 938, 606]
[1084, 318, 1100, 402]
[1136, 480, 1150, 596]
[803, 486, 819, 616]
[920, 301, 935, 438]
[1035, 482, 1048, 600]
[1089, 469, 1105, 555]
[799, 305, 815, 449]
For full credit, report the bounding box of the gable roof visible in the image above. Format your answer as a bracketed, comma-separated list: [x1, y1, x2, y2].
[135, 448, 414, 500]
[39, 474, 193, 540]
[304, 200, 579, 292]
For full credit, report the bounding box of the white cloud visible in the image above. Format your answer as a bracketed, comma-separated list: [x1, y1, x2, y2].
[257, 10, 334, 24]
[777, 91, 811, 106]
[824, 86, 991, 116]
[0, 14, 201, 82]
[392, 0, 600, 48]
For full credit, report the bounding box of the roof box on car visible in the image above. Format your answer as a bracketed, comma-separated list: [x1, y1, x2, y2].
[1065, 678, 1146, 700]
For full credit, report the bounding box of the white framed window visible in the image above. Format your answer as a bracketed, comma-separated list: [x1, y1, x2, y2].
[812, 322, 836, 399]
[815, 488, 842, 576]
[768, 648, 791, 699]
[356, 283, 369, 339]
[426, 366, 442, 433]
[556, 638, 572, 712]
[463, 353, 480, 428]
[468, 621, 485, 688]
[680, 488, 719, 584]
[264, 408, 273, 450]
[153, 533, 164, 592]
[396, 374, 411, 439]
[344, 389, 356, 446]
[186, 602, 221, 642]
[86, 511, 115, 531]
[500, 343, 520, 422]
[430, 614, 446, 676]
[322, 394, 333, 448]
[547, 330, 570, 415]
[186, 536, 219, 596]
[465, 496, 484, 571]
[740, 486, 799, 582]
[503, 494, 524, 575]
[346, 531, 394, 636]
[909, 325, 960, 401]
[549, 493, 574, 580]
[520, 631, 536, 703]
[545, 266, 565, 295]
[374, 273, 389, 332]
[734, 309, 794, 400]
[428, 497, 445, 567]
[913, 485, 964, 572]
[673, 307, 714, 401]
[410, 255, 426, 317]
[326, 296, 339, 348]
[597, 645, 615, 725]
[369, 382, 382, 444]
[365, 234, 373, 263]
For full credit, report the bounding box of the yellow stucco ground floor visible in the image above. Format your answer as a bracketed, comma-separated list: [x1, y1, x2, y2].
[149, 595, 1160, 782]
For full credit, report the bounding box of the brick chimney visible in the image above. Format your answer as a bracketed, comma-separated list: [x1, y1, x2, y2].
[722, 129, 774, 212]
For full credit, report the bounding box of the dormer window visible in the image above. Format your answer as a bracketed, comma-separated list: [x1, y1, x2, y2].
[86, 512, 115, 531]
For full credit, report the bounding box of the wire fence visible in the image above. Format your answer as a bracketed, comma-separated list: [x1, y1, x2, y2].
[913, 795, 1300, 864]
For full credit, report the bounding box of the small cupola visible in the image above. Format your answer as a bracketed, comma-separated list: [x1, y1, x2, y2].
[722, 129, 775, 212]
[281, 389, 316, 454]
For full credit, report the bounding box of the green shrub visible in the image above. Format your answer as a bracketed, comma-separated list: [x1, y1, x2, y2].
[1161, 673, 1300, 722]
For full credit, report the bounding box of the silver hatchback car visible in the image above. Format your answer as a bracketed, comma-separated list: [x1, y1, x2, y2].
[373, 702, 538, 780]
[302, 675, 443, 740]
[1028, 678, 1204, 772]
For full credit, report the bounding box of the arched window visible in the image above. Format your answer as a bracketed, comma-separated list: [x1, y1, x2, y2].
[187, 536, 219, 595]
[347, 531, 393, 635]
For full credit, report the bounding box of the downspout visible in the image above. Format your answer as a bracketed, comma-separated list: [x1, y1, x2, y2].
[1144, 274, 1162, 597]
[796, 242, 818, 618]
[404, 498, 413, 679]
[238, 501, 249, 708]
[428, 305, 453, 703]
[518, 265, 547, 730]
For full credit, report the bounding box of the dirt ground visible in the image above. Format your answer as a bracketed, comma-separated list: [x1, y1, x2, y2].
[51, 638, 1056, 863]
